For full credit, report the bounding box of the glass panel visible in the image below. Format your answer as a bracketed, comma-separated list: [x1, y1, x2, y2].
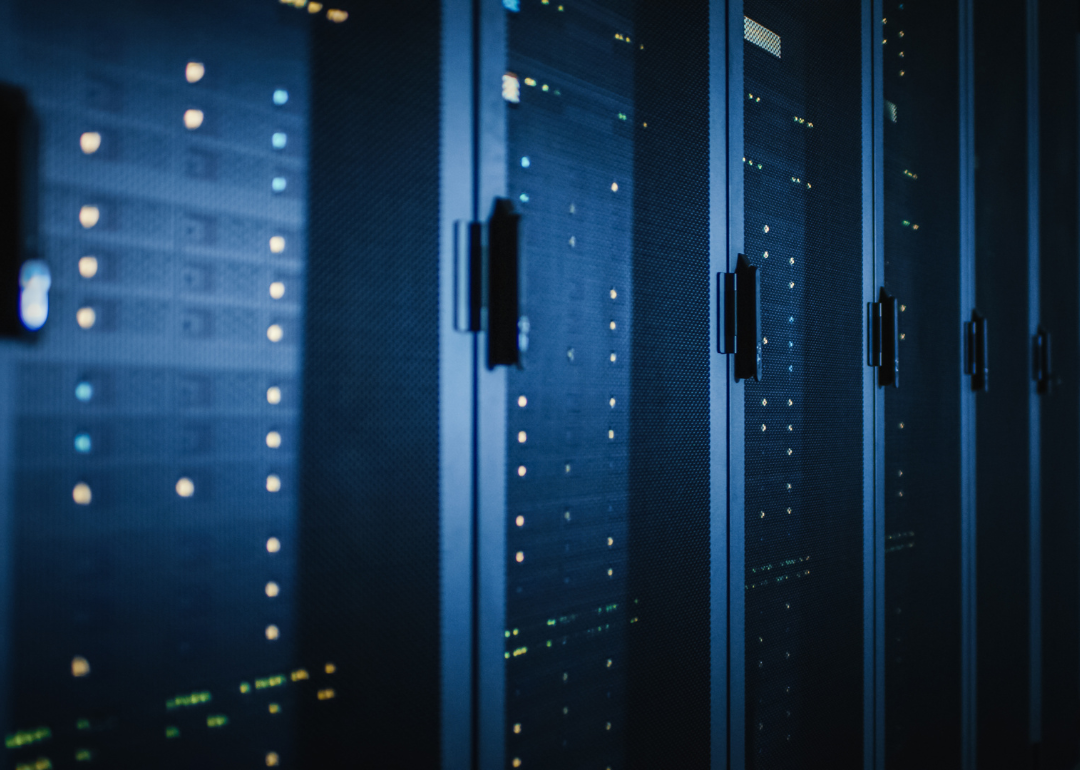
[881, 0, 963, 764]
[974, 1, 1031, 765]
[741, 2, 866, 767]
[502, 1, 712, 765]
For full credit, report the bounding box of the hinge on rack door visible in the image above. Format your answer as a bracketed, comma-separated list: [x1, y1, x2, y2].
[718, 253, 761, 382]
[1033, 325, 1052, 394]
[453, 220, 483, 333]
[868, 287, 899, 387]
[964, 309, 988, 392]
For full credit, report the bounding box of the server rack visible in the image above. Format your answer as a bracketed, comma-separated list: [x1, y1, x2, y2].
[296, 3, 450, 766]
[1, 3, 312, 765]
[879, 0, 973, 766]
[0, 1, 456, 766]
[475, 2, 716, 767]
[736, 1, 874, 768]
[1037, 0, 1080, 766]
[974, 0, 1037, 766]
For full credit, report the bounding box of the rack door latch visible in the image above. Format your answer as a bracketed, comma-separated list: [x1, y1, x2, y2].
[1033, 325, 1052, 394]
[964, 310, 989, 392]
[868, 287, 899, 388]
[718, 253, 761, 382]
[454, 198, 527, 368]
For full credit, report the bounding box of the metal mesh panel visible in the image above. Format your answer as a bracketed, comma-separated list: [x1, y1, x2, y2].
[1038, 0, 1080, 764]
[742, 2, 864, 767]
[0, 1, 442, 766]
[4, 2, 310, 765]
[881, 1, 964, 765]
[504, 1, 711, 766]
[296, 4, 442, 766]
[974, 1, 1032, 765]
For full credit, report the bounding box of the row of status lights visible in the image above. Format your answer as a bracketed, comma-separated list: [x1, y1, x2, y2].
[79, 62, 295, 191]
[74, 68, 294, 338]
[278, 0, 348, 22]
[68, 63, 296, 662]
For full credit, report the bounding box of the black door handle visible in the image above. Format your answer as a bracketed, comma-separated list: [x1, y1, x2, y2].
[868, 287, 898, 388]
[487, 197, 526, 368]
[718, 253, 761, 382]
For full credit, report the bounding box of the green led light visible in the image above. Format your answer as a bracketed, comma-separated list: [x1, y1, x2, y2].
[206, 715, 228, 728]
[5, 727, 51, 749]
[165, 726, 180, 739]
[165, 691, 212, 710]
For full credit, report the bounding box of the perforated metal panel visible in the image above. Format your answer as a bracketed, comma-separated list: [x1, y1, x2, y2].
[1038, 0, 1080, 763]
[0, 1, 442, 766]
[741, 2, 865, 766]
[3, 4, 309, 765]
[974, 1, 1032, 765]
[296, 3, 443, 765]
[881, 0, 965, 765]
[502, 1, 711, 766]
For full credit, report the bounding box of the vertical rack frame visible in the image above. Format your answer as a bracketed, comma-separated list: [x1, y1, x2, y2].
[440, 0, 478, 767]
[1026, 0, 1041, 754]
[710, 1, 732, 768]
[475, 1, 508, 768]
[867, 0, 885, 767]
[725, 0, 746, 767]
[958, 0, 978, 766]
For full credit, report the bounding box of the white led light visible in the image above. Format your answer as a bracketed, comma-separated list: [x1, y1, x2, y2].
[18, 260, 51, 331]
[80, 132, 102, 154]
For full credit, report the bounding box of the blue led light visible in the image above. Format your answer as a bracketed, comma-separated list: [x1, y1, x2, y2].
[74, 433, 92, 454]
[503, 0, 520, 10]
[521, 156, 530, 168]
[75, 382, 93, 403]
[272, 132, 287, 150]
[272, 177, 287, 193]
[519, 193, 530, 203]
[273, 89, 289, 106]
